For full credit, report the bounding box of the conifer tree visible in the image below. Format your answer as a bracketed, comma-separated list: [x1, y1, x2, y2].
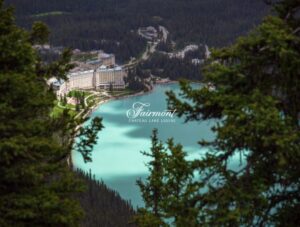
[63, 95, 67, 106]
[162, 139, 198, 226]
[0, 1, 103, 226]
[109, 82, 114, 93]
[136, 131, 198, 226]
[138, 0, 300, 226]
[136, 129, 166, 226]
[166, 0, 300, 225]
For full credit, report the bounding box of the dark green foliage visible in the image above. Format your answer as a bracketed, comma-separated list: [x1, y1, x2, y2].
[137, 130, 166, 219]
[73, 91, 86, 109]
[125, 69, 147, 91]
[63, 94, 67, 105]
[75, 103, 80, 112]
[109, 82, 113, 92]
[76, 169, 136, 227]
[30, 21, 50, 45]
[0, 1, 103, 226]
[136, 130, 197, 226]
[140, 53, 202, 81]
[138, 0, 300, 226]
[6, 0, 268, 62]
[156, 37, 173, 52]
[75, 117, 104, 163]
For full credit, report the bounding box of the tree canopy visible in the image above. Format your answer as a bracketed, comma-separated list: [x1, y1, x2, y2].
[137, 0, 300, 226]
[6, 0, 269, 62]
[0, 0, 103, 225]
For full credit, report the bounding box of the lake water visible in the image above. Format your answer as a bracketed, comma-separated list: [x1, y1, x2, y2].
[72, 83, 216, 208]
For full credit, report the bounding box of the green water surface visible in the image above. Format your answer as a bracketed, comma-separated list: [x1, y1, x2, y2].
[73, 83, 216, 208]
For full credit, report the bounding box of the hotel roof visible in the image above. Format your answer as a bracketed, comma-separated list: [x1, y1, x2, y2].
[97, 65, 123, 72]
[68, 70, 94, 77]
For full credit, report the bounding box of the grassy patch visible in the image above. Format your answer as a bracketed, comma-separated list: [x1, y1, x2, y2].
[51, 106, 77, 118]
[68, 90, 92, 98]
[51, 101, 78, 118]
[109, 89, 136, 97]
[51, 105, 64, 118]
[86, 94, 109, 107]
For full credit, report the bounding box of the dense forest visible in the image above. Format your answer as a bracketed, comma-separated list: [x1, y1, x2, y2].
[139, 53, 203, 81]
[76, 170, 136, 227]
[5, 0, 269, 62]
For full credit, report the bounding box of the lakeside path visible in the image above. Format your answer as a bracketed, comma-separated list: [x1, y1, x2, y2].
[69, 87, 153, 167]
[73, 80, 198, 126]
[73, 88, 152, 133]
[72, 81, 177, 135]
[77, 79, 195, 123]
[83, 80, 181, 118]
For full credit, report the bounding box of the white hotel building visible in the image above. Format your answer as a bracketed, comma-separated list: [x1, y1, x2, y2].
[51, 50, 127, 96]
[67, 70, 95, 90]
[55, 65, 127, 96]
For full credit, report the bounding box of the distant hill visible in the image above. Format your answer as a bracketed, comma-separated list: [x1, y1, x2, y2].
[5, 0, 268, 60]
[5, 0, 269, 62]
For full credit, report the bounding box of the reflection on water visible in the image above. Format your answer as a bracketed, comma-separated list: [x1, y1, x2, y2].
[73, 83, 215, 208]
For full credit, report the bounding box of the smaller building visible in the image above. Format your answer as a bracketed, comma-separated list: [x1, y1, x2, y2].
[83, 51, 115, 68]
[98, 51, 115, 67]
[47, 78, 68, 97]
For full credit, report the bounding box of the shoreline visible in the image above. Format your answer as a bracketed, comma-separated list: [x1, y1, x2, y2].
[69, 81, 179, 167]
[77, 79, 203, 123]
[69, 85, 155, 167]
[84, 80, 179, 118]
[69, 80, 204, 166]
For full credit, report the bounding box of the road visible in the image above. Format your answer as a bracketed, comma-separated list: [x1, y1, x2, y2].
[123, 41, 158, 70]
[159, 26, 169, 42]
[123, 25, 169, 70]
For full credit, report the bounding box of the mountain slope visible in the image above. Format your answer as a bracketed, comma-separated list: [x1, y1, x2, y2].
[6, 0, 269, 62]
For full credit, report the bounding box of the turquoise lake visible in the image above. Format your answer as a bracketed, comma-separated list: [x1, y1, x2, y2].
[72, 83, 217, 208]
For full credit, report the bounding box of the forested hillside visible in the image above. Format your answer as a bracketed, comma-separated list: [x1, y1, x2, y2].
[5, 0, 269, 62]
[76, 170, 136, 227]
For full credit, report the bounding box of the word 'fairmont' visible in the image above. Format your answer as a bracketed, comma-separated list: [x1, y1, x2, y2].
[127, 102, 176, 119]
